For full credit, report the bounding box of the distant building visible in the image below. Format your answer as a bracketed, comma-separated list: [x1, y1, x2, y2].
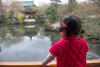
[22, 0, 34, 6]
[21, 0, 36, 20]
[22, 0, 34, 11]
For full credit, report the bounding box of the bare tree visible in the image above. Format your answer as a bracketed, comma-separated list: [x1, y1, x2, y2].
[0, 0, 24, 16]
[89, 0, 100, 14]
[38, 3, 49, 15]
[0, 0, 3, 10]
[0, 0, 24, 23]
[0, 0, 4, 16]
[9, 1, 24, 12]
[3, 1, 24, 13]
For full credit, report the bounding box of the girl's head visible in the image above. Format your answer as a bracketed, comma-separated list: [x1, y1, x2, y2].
[59, 16, 83, 37]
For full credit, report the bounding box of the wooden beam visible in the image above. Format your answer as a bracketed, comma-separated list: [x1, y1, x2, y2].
[87, 60, 100, 67]
[0, 60, 100, 67]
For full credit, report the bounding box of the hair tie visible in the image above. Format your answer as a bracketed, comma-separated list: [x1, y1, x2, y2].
[62, 23, 67, 28]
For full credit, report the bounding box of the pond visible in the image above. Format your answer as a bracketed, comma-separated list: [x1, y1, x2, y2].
[0, 24, 100, 62]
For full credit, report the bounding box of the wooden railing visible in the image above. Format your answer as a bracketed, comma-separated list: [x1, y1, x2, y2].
[0, 60, 100, 67]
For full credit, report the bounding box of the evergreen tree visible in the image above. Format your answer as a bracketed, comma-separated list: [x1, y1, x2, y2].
[46, 5, 58, 23]
[45, 0, 61, 23]
[68, 0, 77, 12]
[50, 0, 61, 8]
[7, 10, 15, 22]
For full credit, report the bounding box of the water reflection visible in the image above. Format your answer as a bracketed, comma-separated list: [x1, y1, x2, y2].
[0, 24, 100, 62]
[87, 41, 100, 60]
[0, 46, 1, 52]
[0, 36, 51, 62]
[0, 24, 53, 62]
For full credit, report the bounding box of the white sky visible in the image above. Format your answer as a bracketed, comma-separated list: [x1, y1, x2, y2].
[2, 0, 87, 6]
[34, 0, 87, 6]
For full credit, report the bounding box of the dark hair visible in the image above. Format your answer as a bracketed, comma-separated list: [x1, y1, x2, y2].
[61, 16, 82, 36]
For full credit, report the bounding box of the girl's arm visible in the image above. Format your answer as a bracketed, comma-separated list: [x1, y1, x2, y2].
[42, 53, 55, 67]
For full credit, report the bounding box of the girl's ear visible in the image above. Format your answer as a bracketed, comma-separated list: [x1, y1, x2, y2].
[63, 30, 67, 36]
[60, 30, 67, 39]
[61, 30, 66, 36]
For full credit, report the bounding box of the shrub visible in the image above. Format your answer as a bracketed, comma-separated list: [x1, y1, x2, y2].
[17, 13, 25, 23]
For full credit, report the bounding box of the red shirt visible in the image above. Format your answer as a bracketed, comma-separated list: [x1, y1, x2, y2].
[49, 35, 89, 67]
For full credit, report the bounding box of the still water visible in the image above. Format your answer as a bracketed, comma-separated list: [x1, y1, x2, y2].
[0, 24, 100, 62]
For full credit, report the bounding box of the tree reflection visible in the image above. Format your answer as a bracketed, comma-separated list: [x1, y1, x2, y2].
[0, 25, 23, 48]
[45, 31, 61, 45]
[88, 40, 100, 57]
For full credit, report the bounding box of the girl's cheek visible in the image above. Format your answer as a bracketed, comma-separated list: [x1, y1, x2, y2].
[60, 32, 62, 36]
[60, 32, 64, 38]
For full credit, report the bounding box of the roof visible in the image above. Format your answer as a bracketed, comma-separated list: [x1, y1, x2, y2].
[22, 1, 34, 6]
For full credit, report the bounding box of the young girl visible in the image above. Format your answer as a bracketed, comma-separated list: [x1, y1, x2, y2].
[42, 16, 89, 67]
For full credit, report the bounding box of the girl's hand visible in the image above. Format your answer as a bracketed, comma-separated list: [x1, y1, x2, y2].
[42, 64, 49, 67]
[42, 53, 55, 67]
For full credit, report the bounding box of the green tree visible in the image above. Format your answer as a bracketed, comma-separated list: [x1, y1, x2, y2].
[46, 0, 60, 22]
[68, 0, 77, 12]
[29, 5, 37, 13]
[50, 0, 61, 8]
[46, 5, 58, 23]
[35, 12, 45, 23]
[7, 10, 14, 22]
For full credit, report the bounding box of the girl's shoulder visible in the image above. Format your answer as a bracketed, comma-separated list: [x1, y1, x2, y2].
[79, 38, 89, 52]
[56, 40, 63, 44]
[52, 40, 65, 47]
[55, 39, 68, 45]
[78, 38, 87, 43]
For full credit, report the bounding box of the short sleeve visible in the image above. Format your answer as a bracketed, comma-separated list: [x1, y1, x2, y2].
[81, 39, 89, 52]
[49, 43, 59, 57]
